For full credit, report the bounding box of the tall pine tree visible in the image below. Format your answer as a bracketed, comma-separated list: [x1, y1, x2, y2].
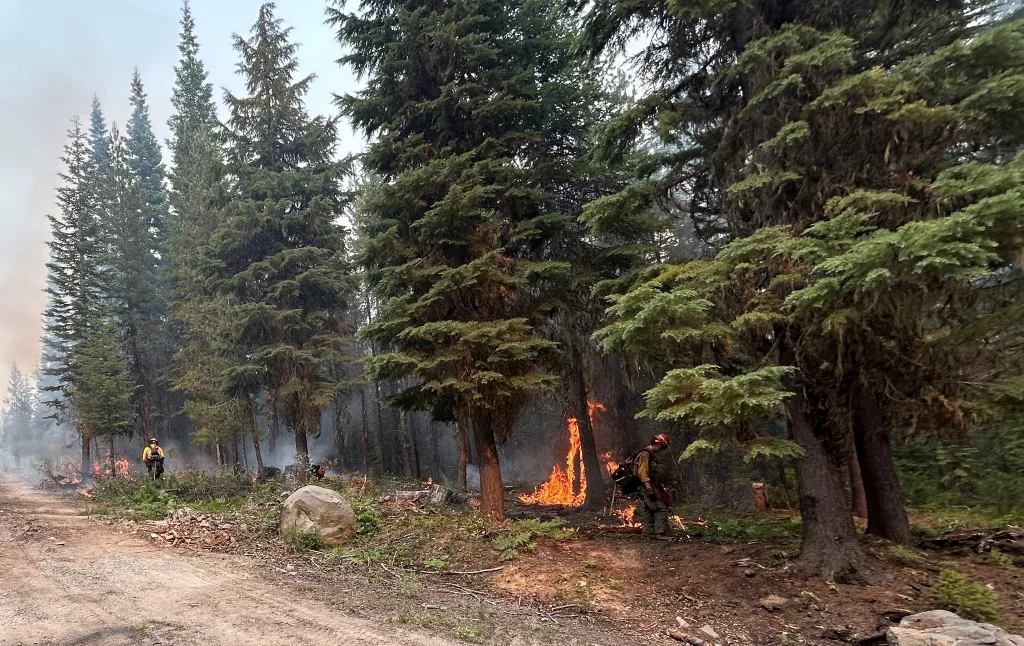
[43, 118, 104, 469]
[165, 1, 233, 454]
[205, 3, 353, 475]
[331, 0, 611, 517]
[102, 124, 162, 440]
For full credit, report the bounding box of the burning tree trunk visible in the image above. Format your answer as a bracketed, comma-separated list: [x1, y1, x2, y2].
[471, 408, 505, 519]
[780, 338, 876, 583]
[853, 382, 911, 544]
[566, 358, 606, 511]
[109, 435, 115, 476]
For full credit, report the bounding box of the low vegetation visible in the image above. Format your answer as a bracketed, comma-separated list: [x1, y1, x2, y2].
[932, 570, 1001, 624]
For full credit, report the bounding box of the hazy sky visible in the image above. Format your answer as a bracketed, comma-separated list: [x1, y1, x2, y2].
[0, 0, 364, 399]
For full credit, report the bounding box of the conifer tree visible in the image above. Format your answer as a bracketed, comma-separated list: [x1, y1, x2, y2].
[42, 118, 104, 468]
[102, 125, 163, 439]
[331, 0, 610, 517]
[72, 317, 133, 472]
[1, 364, 36, 468]
[581, 1, 1024, 579]
[165, 1, 234, 453]
[205, 3, 353, 475]
[88, 97, 110, 179]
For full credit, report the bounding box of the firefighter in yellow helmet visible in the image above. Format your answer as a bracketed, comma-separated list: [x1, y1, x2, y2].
[633, 434, 671, 539]
[142, 438, 165, 480]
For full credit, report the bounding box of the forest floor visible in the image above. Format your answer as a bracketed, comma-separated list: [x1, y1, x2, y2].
[3, 472, 1023, 646]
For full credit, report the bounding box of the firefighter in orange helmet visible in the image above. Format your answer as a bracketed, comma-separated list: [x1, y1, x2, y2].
[633, 434, 671, 539]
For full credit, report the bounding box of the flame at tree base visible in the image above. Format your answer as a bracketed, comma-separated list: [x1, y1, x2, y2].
[519, 417, 586, 506]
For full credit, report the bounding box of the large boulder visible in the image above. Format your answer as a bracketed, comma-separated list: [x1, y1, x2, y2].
[279, 485, 356, 545]
[887, 611, 1024, 646]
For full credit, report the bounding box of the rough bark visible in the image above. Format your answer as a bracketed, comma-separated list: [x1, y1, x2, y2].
[853, 382, 911, 544]
[781, 339, 876, 583]
[848, 446, 868, 519]
[80, 424, 90, 473]
[568, 357, 606, 510]
[247, 399, 265, 477]
[109, 435, 115, 475]
[268, 392, 279, 456]
[295, 426, 309, 485]
[359, 385, 372, 472]
[457, 412, 469, 491]
[470, 409, 504, 519]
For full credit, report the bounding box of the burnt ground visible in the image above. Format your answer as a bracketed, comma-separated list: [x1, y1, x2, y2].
[5, 474, 1023, 646]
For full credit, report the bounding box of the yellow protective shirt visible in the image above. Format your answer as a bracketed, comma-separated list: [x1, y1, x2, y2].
[632, 450, 652, 484]
[142, 446, 164, 461]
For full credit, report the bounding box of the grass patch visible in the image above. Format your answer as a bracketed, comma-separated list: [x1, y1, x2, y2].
[889, 546, 921, 562]
[932, 570, 1001, 623]
[674, 511, 802, 543]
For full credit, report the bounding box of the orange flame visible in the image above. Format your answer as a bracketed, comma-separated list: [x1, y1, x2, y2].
[519, 400, 606, 507]
[115, 459, 131, 477]
[615, 505, 640, 527]
[519, 417, 586, 506]
[602, 451, 618, 474]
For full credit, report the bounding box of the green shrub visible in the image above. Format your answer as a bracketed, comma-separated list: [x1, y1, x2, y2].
[283, 528, 323, 554]
[932, 570, 1000, 623]
[493, 519, 573, 561]
[987, 550, 1014, 569]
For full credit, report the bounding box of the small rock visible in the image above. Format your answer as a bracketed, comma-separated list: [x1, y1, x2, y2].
[676, 617, 690, 629]
[744, 569, 756, 578]
[55, 541, 65, 546]
[699, 625, 720, 639]
[760, 594, 789, 612]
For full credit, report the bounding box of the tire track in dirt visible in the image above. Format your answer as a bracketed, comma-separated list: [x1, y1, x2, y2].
[0, 478, 457, 646]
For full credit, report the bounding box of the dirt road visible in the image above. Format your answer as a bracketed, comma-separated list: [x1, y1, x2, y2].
[0, 479, 457, 646]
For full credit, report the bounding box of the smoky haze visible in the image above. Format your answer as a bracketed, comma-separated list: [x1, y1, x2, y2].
[0, 0, 361, 400]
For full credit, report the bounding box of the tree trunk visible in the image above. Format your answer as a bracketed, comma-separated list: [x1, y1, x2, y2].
[568, 357, 606, 511]
[781, 338, 875, 583]
[848, 446, 868, 519]
[109, 435, 115, 476]
[268, 392, 278, 456]
[373, 378, 386, 472]
[607, 354, 643, 456]
[359, 385, 372, 472]
[457, 412, 469, 491]
[80, 424, 90, 474]
[248, 399, 265, 477]
[295, 425, 309, 485]
[853, 382, 911, 544]
[470, 409, 504, 519]
[397, 396, 414, 477]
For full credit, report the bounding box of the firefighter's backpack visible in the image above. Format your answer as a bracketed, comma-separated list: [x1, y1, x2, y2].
[611, 450, 645, 495]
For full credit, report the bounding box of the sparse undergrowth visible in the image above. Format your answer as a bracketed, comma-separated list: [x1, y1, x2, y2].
[86, 472, 278, 519]
[932, 569, 1001, 623]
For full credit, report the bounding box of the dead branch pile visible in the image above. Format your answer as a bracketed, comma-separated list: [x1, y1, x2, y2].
[924, 527, 1024, 555]
[132, 507, 243, 551]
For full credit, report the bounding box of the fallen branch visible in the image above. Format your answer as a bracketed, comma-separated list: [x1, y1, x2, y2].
[426, 566, 505, 576]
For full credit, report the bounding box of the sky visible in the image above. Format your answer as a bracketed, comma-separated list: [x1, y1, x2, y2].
[0, 0, 365, 400]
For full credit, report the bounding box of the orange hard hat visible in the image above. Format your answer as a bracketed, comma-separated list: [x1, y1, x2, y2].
[651, 433, 670, 448]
